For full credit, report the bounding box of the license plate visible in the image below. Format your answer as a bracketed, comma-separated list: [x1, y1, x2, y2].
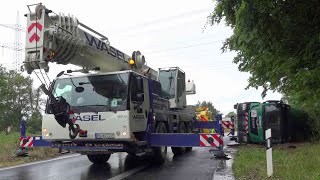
[95, 133, 115, 139]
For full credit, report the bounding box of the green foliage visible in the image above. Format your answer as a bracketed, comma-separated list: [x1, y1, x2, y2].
[233, 144, 320, 179]
[0, 131, 20, 145]
[0, 131, 59, 168]
[0, 66, 44, 132]
[209, 1, 320, 138]
[226, 111, 236, 118]
[27, 111, 42, 134]
[195, 101, 219, 118]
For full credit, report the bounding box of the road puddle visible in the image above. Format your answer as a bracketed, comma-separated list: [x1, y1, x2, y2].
[212, 146, 237, 180]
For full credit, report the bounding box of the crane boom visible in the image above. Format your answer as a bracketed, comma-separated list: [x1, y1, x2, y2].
[24, 4, 157, 78]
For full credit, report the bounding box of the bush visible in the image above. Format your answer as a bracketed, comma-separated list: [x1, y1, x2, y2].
[27, 112, 42, 134]
[308, 115, 320, 141]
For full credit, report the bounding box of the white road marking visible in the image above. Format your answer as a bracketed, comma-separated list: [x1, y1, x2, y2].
[108, 164, 149, 180]
[0, 153, 81, 171]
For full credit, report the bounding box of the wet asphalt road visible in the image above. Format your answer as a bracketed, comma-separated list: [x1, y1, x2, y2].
[0, 137, 235, 180]
[125, 147, 218, 180]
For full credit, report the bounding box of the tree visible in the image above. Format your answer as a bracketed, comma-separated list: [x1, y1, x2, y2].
[209, 1, 320, 137]
[195, 101, 219, 119]
[28, 111, 42, 134]
[226, 111, 236, 118]
[0, 66, 44, 131]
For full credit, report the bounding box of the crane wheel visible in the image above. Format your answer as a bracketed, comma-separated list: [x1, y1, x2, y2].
[171, 122, 186, 156]
[185, 122, 193, 152]
[87, 154, 111, 164]
[243, 134, 251, 144]
[151, 122, 168, 164]
[238, 132, 250, 144]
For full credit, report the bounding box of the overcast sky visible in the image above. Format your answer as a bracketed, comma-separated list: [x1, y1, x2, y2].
[0, 0, 282, 114]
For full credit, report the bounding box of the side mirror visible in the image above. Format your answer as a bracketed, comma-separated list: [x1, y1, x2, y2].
[233, 103, 238, 109]
[132, 93, 144, 103]
[136, 76, 144, 93]
[136, 93, 144, 102]
[131, 76, 144, 103]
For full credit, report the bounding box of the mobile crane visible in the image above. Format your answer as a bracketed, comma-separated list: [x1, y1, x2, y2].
[22, 3, 225, 164]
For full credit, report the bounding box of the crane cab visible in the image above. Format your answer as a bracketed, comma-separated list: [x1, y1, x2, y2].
[42, 71, 154, 141]
[158, 67, 187, 109]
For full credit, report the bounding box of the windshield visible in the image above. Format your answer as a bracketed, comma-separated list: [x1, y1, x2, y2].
[158, 70, 176, 99]
[49, 73, 129, 113]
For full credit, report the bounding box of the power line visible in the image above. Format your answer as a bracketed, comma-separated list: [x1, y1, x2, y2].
[111, 9, 213, 42]
[167, 65, 236, 71]
[0, 43, 23, 51]
[110, 7, 212, 33]
[161, 62, 235, 68]
[181, 66, 237, 72]
[168, 32, 224, 48]
[135, 8, 211, 28]
[145, 39, 224, 54]
[148, 47, 227, 60]
[115, 18, 209, 42]
[154, 60, 235, 66]
[148, 62, 237, 71]
[0, 24, 25, 32]
[182, 65, 235, 69]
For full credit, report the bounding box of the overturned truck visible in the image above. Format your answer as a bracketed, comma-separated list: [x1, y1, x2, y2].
[234, 100, 310, 144]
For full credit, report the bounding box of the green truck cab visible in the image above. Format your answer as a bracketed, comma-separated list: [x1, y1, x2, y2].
[249, 101, 290, 143]
[234, 102, 259, 143]
[235, 100, 309, 144]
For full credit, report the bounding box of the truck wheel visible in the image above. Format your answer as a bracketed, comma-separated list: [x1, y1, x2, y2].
[87, 154, 111, 164]
[243, 134, 251, 144]
[172, 122, 186, 156]
[185, 122, 193, 152]
[151, 122, 167, 164]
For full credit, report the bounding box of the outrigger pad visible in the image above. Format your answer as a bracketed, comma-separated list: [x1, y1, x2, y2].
[16, 148, 29, 157]
[212, 152, 230, 160]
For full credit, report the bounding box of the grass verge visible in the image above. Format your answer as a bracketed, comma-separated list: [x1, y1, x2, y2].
[233, 143, 320, 180]
[0, 132, 61, 168]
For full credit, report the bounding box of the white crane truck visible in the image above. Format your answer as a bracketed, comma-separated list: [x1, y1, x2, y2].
[22, 3, 223, 164]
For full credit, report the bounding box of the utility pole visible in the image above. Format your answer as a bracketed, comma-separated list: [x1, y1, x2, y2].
[0, 11, 24, 72]
[14, 11, 22, 72]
